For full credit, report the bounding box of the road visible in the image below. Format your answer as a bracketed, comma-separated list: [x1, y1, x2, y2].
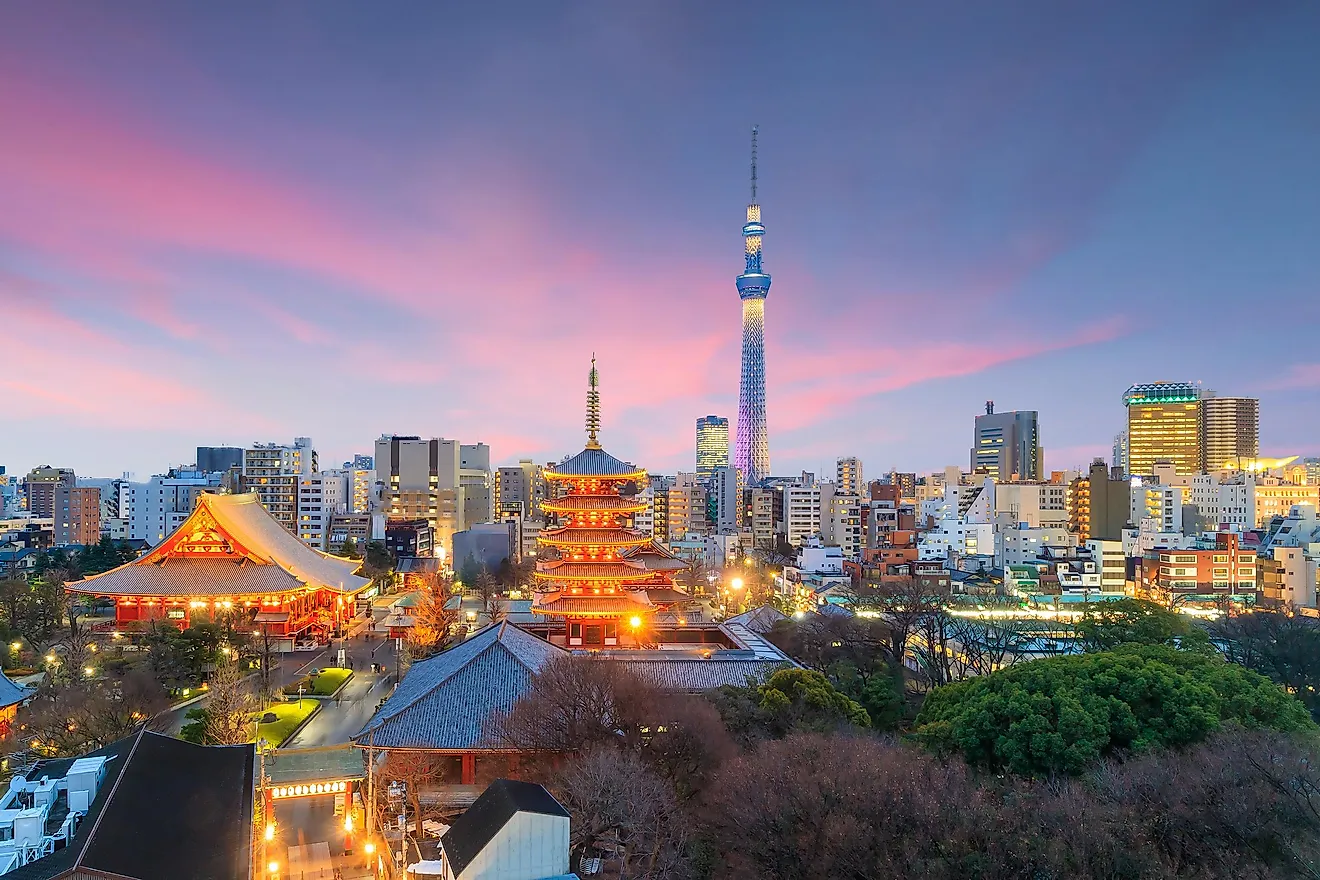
[283, 667, 396, 748]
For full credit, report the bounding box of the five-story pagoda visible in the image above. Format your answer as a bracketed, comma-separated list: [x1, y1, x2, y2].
[532, 358, 687, 648]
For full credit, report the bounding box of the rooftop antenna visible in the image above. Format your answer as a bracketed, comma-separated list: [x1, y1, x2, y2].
[750, 125, 759, 203]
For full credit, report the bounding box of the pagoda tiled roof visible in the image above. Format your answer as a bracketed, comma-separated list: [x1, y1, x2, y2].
[531, 592, 654, 616]
[533, 561, 649, 581]
[641, 587, 693, 605]
[66, 559, 309, 597]
[538, 527, 650, 546]
[540, 495, 647, 513]
[545, 447, 644, 479]
[352, 621, 565, 750]
[620, 541, 690, 572]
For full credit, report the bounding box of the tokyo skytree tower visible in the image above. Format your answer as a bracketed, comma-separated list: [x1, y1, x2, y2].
[733, 126, 771, 485]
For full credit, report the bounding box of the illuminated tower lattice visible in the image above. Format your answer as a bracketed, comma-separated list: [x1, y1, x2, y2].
[734, 126, 771, 485]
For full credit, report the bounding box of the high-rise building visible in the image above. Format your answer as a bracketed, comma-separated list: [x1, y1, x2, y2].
[375, 435, 463, 556]
[242, 438, 316, 533]
[666, 474, 708, 542]
[696, 416, 730, 480]
[1201, 396, 1260, 472]
[123, 470, 224, 544]
[54, 486, 100, 546]
[1124, 382, 1202, 476]
[836, 457, 864, 496]
[460, 443, 493, 526]
[1067, 459, 1131, 541]
[733, 127, 772, 486]
[21, 466, 75, 518]
[821, 482, 862, 559]
[195, 446, 243, 473]
[783, 473, 822, 548]
[970, 403, 1041, 481]
[1112, 431, 1129, 475]
[711, 466, 740, 534]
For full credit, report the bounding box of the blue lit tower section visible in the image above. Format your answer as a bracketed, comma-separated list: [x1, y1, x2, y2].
[734, 126, 771, 485]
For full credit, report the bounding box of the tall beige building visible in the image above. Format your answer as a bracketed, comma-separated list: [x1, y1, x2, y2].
[375, 435, 463, 556]
[666, 473, 708, 542]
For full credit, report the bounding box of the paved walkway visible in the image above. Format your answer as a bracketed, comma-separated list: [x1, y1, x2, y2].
[282, 668, 395, 748]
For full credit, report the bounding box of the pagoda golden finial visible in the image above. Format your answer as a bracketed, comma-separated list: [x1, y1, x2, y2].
[585, 354, 602, 449]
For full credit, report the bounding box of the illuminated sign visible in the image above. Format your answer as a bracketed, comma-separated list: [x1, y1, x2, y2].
[270, 780, 350, 799]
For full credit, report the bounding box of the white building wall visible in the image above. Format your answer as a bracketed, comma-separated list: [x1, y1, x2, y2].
[454, 812, 570, 880]
[784, 477, 822, 547]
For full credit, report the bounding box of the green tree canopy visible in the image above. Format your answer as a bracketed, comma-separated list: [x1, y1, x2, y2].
[712, 668, 870, 743]
[1075, 597, 1207, 652]
[912, 645, 1313, 777]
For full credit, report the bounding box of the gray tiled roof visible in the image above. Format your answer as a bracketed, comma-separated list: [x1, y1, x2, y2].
[353, 622, 565, 750]
[0, 669, 30, 710]
[615, 659, 790, 692]
[66, 559, 307, 597]
[546, 447, 642, 477]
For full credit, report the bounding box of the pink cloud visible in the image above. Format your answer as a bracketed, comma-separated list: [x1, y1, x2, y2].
[1260, 363, 1320, 391]
[0, 69, 1132, 474]
[0, 281, 278, 434]
[766, 317, 1127, 431]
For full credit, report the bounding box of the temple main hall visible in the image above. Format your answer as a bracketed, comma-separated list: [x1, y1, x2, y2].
[66, 492, 369, 644]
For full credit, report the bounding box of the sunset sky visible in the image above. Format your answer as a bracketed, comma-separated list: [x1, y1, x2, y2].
[2, 1, 1318, 480]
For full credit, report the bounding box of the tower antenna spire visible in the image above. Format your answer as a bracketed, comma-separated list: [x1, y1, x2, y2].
[586, 354, 602, 449]
[750, 125, 758, 203]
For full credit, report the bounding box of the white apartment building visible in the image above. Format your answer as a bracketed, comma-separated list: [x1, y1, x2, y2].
[123, 471, 223, 544]
[297, 472, 351, 550]
[996, 521, 1075, 568]
[1130, 481, 1183, 533]
[1087, 539, 1128, 593]
[1270, 546, 1319, 609]
[243, 437, 316, 533]
[993, 481, 1068, 527]
[918, 519, 994, 561]
[1123, 520, 1197, 556]
[783, 474, 822, 548]
[1190, 473, 1254, 530]
[820, 484, 862, 559]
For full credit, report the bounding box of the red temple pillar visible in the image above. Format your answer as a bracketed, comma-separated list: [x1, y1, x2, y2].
[461, 754, 476, 785]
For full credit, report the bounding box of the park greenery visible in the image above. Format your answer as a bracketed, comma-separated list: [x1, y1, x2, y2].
[912, 645, 1314, 776]
[456, 588, 1320, 880]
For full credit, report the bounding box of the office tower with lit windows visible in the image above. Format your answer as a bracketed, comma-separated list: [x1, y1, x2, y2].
[696, 416, 730, 480]
[970, 403, 1041, 481]
[734, 127, 772, 486]
[1201, 396, 1259, 472]
[1124, 382, 1202, 477]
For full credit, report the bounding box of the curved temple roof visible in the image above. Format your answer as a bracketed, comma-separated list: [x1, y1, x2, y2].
[69, 492, 369, 596]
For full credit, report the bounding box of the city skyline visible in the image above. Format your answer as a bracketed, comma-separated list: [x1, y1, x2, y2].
[2, 2, 1319, 478]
